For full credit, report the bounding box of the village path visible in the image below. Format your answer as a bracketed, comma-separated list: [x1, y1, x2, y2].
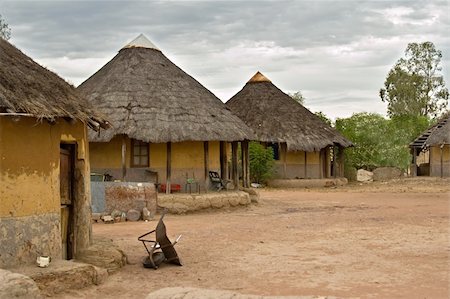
[56, 178, 449, 299]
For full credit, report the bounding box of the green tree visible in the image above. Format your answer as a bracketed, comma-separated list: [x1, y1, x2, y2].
[249, 142, 275, 184]
[0, 14, 11, 40]
[336, 113, 430, 172]
[289, 91, 305, 105]
[380, 42, 449, 118]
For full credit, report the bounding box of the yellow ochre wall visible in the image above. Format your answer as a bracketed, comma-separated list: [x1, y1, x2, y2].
[0, 117, 87, 217]
[89, 137, 221, 187]
[274, 149, 323, 179]
[0, 116, 91, 268]
[430, 145, 450, 177]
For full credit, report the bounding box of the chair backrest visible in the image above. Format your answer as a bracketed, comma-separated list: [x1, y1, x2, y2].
[155, 213, 182, 266]
[209, 171, 222, 182]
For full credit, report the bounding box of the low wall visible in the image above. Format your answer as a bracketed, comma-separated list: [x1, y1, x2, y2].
[267, 178, 348, 188]
[91, 182, 157, 216]
[158, 191, 250, 214]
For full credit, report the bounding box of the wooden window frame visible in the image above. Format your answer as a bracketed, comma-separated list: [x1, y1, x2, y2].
[131, 139, 149, 168]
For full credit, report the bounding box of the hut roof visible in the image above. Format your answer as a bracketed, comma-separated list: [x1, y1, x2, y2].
[0, 38, 108, 130]
[410, 115, 450, 148]
[78, 34, 254, 143]
[226, 72, 353, 152]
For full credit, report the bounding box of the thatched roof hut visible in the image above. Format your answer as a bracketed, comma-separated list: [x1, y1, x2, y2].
[78, 34, 253, 142]
[0, 38, 108, 130]
[410, 115, 450, 148]
[226, 72, 352, 152]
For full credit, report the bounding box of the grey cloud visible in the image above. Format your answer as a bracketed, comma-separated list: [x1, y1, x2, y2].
[1, 0, 448, 119]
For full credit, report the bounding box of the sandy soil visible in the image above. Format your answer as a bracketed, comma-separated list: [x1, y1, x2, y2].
[56, 178, 449, 299]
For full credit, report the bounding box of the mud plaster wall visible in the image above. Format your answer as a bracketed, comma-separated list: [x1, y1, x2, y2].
[102, 182, 157, 215]
[274, 151, 322, 179]
[0, 117, 92, 268]
[430, 145, 450, 177]
[90, 138, 221, 189]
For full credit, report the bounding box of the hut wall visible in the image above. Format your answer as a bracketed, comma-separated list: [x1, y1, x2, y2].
[0, 117, 92, 268]
[275, 150, 322, 179]
[90, 139, 221, 190]
[429, 145, 450, 177]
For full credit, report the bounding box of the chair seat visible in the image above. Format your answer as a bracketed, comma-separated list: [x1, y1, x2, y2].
[142, 252, 165, 269]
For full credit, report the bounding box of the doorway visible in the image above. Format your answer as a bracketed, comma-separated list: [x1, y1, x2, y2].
[60, 144, 75, 260]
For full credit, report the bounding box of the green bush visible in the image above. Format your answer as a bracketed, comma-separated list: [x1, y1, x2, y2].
[249, 142, 275, 184]
[335, 112, 430, 172]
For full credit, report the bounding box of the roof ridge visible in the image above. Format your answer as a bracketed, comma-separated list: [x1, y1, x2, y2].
[122, 34, 160, 51]
[247, 71, 271, 83]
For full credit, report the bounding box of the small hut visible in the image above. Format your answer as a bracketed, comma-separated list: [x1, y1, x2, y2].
[410, 115, 450, 177]
[78, 34, 254, 192]
[226, 72, 352, 179]
[0, 38, 108, 267]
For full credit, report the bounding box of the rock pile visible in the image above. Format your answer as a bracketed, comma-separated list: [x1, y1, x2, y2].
[92, 207, 154, 223]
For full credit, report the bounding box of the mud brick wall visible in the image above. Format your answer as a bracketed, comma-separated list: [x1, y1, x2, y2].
[104, 183, 157, 215]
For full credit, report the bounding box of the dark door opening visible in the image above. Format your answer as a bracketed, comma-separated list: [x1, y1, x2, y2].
[60, 144, 75, 260]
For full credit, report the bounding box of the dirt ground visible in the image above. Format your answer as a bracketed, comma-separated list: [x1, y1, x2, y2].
[56, 178, 449, 299]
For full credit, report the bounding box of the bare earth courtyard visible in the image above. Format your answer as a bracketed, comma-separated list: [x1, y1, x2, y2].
[57, 178, 449, 299]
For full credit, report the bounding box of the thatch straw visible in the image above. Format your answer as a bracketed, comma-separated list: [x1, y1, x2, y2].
[0, 38, 108, 129]
[411, 115, 450, 148]
[226, 72, 353, 152]
[78, 35, 254, 143]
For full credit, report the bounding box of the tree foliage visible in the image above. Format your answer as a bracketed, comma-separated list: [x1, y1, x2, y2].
[249, 142, 275, 184]
[380, 42, 449, 118]
[0, 14, 11, 40]
[289, 91, 305, 105]
[335, 113, 429, 171]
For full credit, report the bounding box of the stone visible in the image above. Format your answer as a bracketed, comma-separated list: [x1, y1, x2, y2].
[126, 209, 141, 221]
[76, 238, 127, 273]
[110, 209, 122, 219]
[357, 169, 373, 182]
[93, 266, 108, 285]
[0, 269, 42, 299]
[91, 213, 101, 222]
[142, 207, 153, 221]
[101, 215, 114, 223]
[373, 167, 403, 181]
[242, 188, 260, 203]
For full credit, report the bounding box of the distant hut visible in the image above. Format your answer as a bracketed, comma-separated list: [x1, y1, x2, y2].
[226, 72, 352, 179]
[78, 34, 253, 192]
[0, 38, 108, 267]
[410, 115, 450, 177]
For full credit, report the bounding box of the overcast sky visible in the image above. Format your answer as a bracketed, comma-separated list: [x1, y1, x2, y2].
[1, 0, 449, 119]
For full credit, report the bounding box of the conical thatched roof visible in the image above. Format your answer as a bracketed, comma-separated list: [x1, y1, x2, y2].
[0, 38, 108, 130]
[78, 34, 254, 143]
[226, 72, 352, 152]
[410, 115, 450, 148]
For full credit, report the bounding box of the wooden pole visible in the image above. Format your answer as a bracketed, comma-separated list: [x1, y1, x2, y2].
[220, 141, 228, 180]
[333, 145, 337, 178]
[440, 145, 444, 178]
[241, 141, 250, 188]
[282, 143, 287, 179]
[204, 141, 209, 191]
[245, 141, 250, 188]
[304, 151, 307, 178]
[319, 148, 323, 179]
[121, 135, 127, 181]
[166, 142, 171, 194]
[411, 147, 417, 177]
[231, 141, 239, 190]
